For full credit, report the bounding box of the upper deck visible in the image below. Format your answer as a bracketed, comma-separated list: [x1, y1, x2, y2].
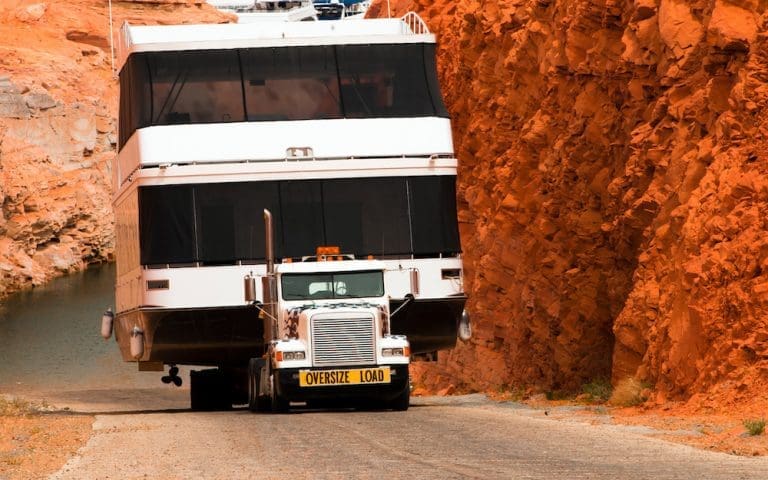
[117, 14, 433, 72]
[115, 13, 453, 190]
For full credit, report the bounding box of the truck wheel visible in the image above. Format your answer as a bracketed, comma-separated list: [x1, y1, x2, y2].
[190, 369, 213, 411]
[247, 359, 259, 412]
[357, 397, 383, 411]
[191, 369, 232, 411]
[390, 385, 410, 411]
[227, 367, 248, 407]
[271, 374, 289, 413]
[247, 358, 268, 412]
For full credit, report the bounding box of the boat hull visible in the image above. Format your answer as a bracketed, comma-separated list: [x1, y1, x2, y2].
[114, 296, 465, 366]
[114, 306, 264, 366]
[390, 296, 467, 353]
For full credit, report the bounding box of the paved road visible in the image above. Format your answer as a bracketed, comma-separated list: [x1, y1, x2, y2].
[47, 392, 768, 480]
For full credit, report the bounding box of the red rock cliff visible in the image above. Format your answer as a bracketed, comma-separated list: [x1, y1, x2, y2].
[371, 0, 768, 406]
[0, 0, 231, 297]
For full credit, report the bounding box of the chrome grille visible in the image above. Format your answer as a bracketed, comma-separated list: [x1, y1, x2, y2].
[311, 314, 376, 367]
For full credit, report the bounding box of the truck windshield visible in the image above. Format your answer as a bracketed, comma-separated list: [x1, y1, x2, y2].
[281, 271, 384, 300]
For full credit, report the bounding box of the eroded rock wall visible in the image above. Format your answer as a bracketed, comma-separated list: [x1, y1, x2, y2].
[0, 0, 231, 297]
[371, 0, 768, 405]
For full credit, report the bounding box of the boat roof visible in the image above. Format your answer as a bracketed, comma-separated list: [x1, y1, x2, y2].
[117, 13, 433, 73]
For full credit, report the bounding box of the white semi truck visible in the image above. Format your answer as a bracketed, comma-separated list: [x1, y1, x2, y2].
[242, 210, 411, 411]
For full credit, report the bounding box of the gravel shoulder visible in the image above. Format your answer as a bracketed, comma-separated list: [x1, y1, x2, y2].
[0, 397, 92, 480]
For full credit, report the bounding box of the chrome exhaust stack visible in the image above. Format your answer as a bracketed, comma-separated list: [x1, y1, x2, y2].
[262, 209, 278, 341]
[264, 208, 275, 275]
[244, 273, 257, 303]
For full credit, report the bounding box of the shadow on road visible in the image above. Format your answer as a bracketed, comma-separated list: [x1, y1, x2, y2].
[24, 387, 191, 415]
[20, 386, 493, 417]
[42, 407, 191, 416]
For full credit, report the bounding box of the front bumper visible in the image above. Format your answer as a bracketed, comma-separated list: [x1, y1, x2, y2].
[274, 364, 409, 403]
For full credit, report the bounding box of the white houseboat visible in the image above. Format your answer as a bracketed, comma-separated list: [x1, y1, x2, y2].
[111, 13, 468, 405]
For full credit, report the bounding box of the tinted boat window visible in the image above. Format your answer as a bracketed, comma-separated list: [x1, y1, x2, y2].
[119, 57, 152, 149]
[118, 44, 449, 149]
[241, 46, 342, 121]
[139, 185, 195, 265]
[422, 44, 449, 117]
[146, 50, 245, 125]
[337, 44, 435, 118]
[408, 176, 460, 255]
[194, 182, 281, 264]
[137, 176, 460, 265]
[279, 180, 325, 258]
[323, 177, 410, 256]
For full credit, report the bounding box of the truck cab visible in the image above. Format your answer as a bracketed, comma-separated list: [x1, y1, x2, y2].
[249, 242, 411, 411]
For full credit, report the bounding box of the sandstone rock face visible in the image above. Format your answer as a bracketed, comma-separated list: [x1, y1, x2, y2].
[0, 0, 231, 298]
[370, 0, 768, 407]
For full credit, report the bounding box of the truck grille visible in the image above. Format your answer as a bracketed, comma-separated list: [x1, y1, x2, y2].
[311, 314, 376, 367]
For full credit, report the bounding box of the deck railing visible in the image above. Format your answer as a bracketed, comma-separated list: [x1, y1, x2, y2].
[401, 12, 429, 35]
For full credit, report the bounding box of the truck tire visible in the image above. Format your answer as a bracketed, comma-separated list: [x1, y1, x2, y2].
[190, 369, 212, 411]
[390, 384, 410, 411]
[191, 369, 232, 411]
[271, 374, 289, 413]
[247, 358, 269, 412]
[226, 367, 248, 407]
[247, 359, 259, 412]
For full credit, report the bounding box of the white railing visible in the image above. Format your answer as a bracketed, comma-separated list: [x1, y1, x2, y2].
[401, 12, 429, 35]
[116, 22, 133, 74]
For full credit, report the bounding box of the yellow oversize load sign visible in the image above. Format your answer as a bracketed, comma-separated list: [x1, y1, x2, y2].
[299, 367, 391, 387]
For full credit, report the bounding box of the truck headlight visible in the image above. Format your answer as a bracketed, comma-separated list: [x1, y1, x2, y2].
[382, 347, 408, 357]
[277, 351, 306, 361]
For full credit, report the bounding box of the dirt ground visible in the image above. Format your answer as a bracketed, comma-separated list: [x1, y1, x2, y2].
[0, 397, 92, 480]
[526, 399, 768, 458]
[612, 409, 768, 457]
[411, 363, 768, 458]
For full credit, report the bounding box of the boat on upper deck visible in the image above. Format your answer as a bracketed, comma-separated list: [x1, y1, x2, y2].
[312, 0, 371, 20]
[208, 0, 319, 23]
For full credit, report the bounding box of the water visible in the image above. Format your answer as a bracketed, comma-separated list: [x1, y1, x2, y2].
[0, 263, 160, 400]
